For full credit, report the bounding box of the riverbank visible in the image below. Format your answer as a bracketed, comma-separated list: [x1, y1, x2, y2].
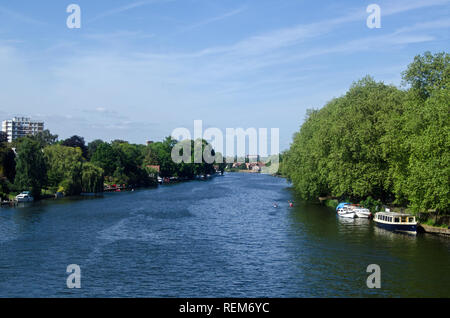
[418, 224, 450, 236]
[321, 198, 450, 237]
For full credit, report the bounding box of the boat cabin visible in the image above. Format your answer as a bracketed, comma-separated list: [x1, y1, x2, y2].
[375, 212, 416, 224]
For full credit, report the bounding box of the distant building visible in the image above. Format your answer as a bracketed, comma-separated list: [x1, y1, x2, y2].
[246, 154, 260, 162]
[1, 117, 44, 143]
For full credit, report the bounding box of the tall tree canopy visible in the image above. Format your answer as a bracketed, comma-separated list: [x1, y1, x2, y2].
[44, 145, 84, 195]
[283, 52, 449, 213]
[14, 138, 47, 198]
[62, 135, 88, 158]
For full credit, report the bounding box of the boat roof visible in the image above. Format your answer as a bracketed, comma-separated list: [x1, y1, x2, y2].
[336, 202, 351, 211]
[376, 211, 414, 217]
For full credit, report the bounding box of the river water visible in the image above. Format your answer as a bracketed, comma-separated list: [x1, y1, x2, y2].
[0, 173, 449, 297]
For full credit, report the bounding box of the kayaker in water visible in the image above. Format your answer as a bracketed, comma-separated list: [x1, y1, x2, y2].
[273, 203, 278, 208]
[288, 201, 294, 207]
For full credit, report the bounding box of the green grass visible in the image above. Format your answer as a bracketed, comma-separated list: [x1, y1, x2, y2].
[421, 219, 449, 228]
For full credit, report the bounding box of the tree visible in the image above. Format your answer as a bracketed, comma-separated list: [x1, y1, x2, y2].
[44, 145, 84, 195]
[283, 76, 404, 202]
[62, 135, 88, 158]
[402, 51, 449, 100]
[0, 133, 16, 181]
[404, 88, 449, 212]
[0, 147, 16, 182]
[87, 139, 104, 160]
[90, 143, 118, 176]
[14, 138, 47, 198]
[283, 52, 449, 215]
[0, 131, 7, 143]
[81, 162, 104, 193]
[31, 129, 58, 148]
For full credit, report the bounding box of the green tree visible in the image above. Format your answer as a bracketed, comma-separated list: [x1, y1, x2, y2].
[283, 52, 449, 215]
[81, 162, 104, 193]
[87, 139, 104, 160]
[91, 143, 119, 176]
[14, 138, 47, 198]
[402, 51, 449, 100]
[30, 129, 58, 148]
[62, 135, 88, 158]
[44, 145, 84, 195]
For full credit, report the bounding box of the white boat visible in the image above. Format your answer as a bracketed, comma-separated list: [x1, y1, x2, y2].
[353, 207, 372, 218]
[15, 191, 34, 202]
[337, 206, 356, 218]
[336, 202, 371, 218]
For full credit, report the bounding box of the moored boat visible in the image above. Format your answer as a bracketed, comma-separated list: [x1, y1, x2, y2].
[353, 207, 372, 218]
[15, 191, 34, 203]
[336, 202, 372, 218]
[374, 211, 417, 235]
[336, 206, 356, 218]
[336, 202, 354, 218]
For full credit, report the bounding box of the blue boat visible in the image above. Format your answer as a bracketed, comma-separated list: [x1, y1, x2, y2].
[336, 202, 351, 211]
[374, 211, 417, 235]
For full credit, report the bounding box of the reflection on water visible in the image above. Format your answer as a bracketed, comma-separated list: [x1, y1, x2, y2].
[0, 173, 449, 297]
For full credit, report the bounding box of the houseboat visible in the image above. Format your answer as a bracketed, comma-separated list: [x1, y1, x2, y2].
[373, 211, 417, 235]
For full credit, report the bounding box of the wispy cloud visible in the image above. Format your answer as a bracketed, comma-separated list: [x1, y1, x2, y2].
[0, 5, 44, 25]
[382, 0, 450, 15]
[178, 7, 247, 33]
[89, 0, 173, 22]
[84, 30, 156, 41]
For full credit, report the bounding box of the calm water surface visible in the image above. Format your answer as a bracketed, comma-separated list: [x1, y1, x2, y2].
[0, 173, 449, 297]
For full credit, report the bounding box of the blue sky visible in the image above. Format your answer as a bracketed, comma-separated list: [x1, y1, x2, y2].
[0, 0, 449, 153]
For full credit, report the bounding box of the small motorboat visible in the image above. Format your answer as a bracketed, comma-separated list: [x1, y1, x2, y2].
[336, 202, 371, 218]
[15, 191, 34, 203]
[374, 211, 417, 235]
[337, 206, 356, 218]
[353, 207, 372, 218]
[336, 202, 355, 218]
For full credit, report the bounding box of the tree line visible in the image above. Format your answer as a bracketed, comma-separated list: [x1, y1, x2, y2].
[281, 52, 449, 214]
[0, 131, 223, 200]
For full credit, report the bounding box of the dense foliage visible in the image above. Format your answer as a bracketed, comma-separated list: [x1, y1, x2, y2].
[0, 129, 222, 200]
[282, 52, 449, 213]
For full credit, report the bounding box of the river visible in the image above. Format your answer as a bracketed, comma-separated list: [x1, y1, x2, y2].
[0, 173, 449, 297]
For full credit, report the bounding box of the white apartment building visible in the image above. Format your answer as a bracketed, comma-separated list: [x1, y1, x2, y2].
[1, 117, 44, 143]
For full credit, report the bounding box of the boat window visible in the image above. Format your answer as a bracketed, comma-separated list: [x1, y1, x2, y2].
[408, 217, 414, 223]
[394, 217, 399, 222]
[389, 217, 392, 222]
[401, 216, 407, 222]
